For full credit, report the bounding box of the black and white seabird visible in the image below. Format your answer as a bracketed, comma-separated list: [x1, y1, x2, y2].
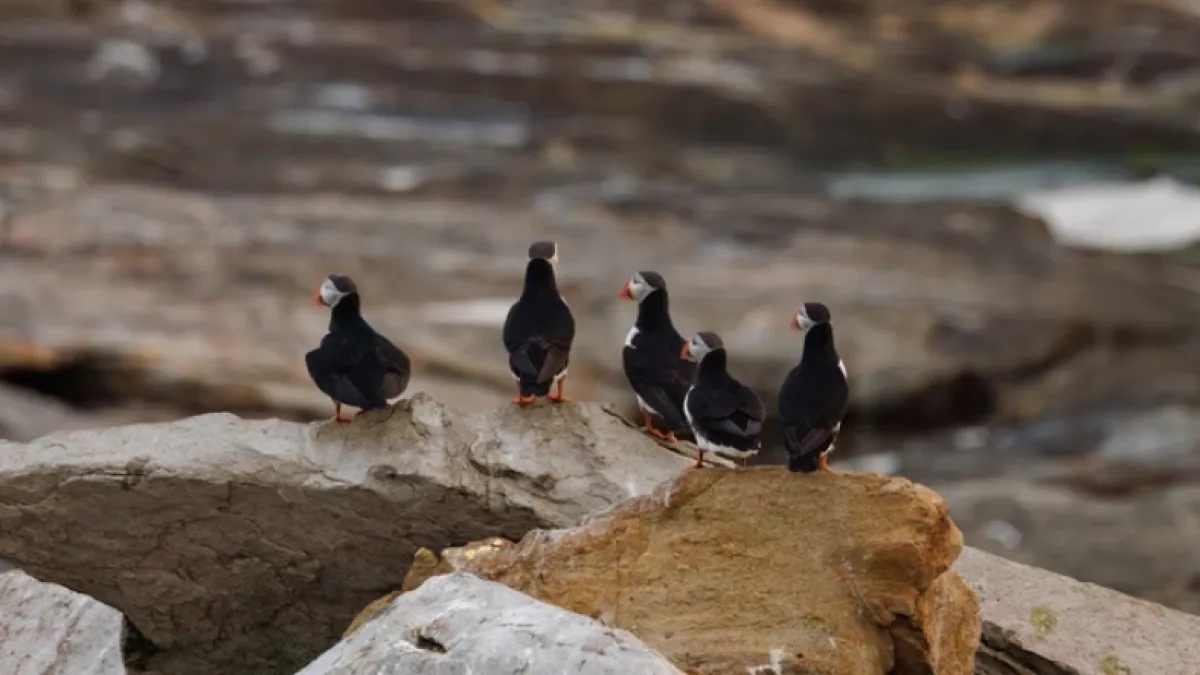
[305, 274, 411, 423]
[502, 240, 576, 405]
[620, 271, 695, 442]
[681, 331, 765, 467]
[779, 302, 848, 473]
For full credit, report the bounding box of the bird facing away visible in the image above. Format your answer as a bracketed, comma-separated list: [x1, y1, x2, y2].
[305, 274, 411, 423]
[681, 331, 765, 468]
[620, 270, 695, 442]
[502, 240, 576, 405]
[779, 302, 849, 472]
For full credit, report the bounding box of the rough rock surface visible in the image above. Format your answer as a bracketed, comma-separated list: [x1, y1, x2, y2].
[0, 395, 689, 675]
[956, 547, 1200, 675]
[402, 468, 981, 675]
[868, 402, 1200, 615]
[298, 571, 685, 675]
[0, 566, 127, 675]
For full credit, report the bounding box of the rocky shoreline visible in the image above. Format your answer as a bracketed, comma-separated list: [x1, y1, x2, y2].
[3, 397, 1198, 674]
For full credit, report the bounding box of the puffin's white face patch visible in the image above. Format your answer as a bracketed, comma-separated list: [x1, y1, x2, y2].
[795, 308, 816, 333]
[319, 278, 346, 308]
[627, 274, 653, 303]
[688, 335, 712, 362]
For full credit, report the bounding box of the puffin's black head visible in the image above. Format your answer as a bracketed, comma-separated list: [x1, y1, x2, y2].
[681, 330, 723, 363]
[527, 240, 559, 269]
[314, 274, 358, 308]
[619, 270, 666, 303]
[792, 302, 832, 333]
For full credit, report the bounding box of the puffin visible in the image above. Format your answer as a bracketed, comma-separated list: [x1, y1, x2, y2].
[305, 274, 411, 423]
[681, 331, 765, 467]
[620, 270, 695, 441]
[779, 302, 849, 473]
[502, 240, 575, 405]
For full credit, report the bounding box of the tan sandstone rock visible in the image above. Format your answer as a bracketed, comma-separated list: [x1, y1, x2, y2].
[402, 468, 981, 675]
[956, 547, 1200, 675]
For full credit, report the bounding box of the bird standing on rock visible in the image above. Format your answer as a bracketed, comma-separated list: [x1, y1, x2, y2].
[620, 271, 695, 442]
[779, 303, 848, 473]
[503, 241, 576, 405]
[306, 274, 411, 423]
[681, 331, 765, 467]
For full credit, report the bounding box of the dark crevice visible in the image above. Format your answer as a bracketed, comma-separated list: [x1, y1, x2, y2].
[974, 624, 1074, 675]
[122, 618, 161, 672]
[0, 350, 318, 421]
[414, 631, 448, 653]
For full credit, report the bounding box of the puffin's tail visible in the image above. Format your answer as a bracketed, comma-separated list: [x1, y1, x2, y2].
[509, 342, 553, 397]
[787, 453, 822, 473]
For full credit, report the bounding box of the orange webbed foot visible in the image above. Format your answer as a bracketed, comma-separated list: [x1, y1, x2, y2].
[548, 379, 571, 403]
[647, 427, 676, 442]
[512, 395, 537, 405]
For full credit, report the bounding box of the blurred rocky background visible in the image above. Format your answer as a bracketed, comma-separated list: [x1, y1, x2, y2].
[1, 0, 1200, 614]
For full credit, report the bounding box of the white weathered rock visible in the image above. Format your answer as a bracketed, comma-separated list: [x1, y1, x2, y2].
[0, 567, 126, 675]
[0, 394, 689, 674]
[299, 572, 684, 675]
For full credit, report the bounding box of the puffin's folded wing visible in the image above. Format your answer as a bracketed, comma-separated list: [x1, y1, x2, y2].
[691, 388, 754, 437]
[536, 340, 570, 384]
[739, 387, 767, 435]
[311, 333, 365, 370]
[534, 311, 574, 383]
[784, 423, 834, 459]
[374, 335, 411, 373]
[635, 382, 686, 428]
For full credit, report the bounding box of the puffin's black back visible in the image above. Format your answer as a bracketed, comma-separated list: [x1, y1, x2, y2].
[686, 349, 765, 451]
[622, 287, 695, 430]
[779, 323, 848, 469]
[306, 294, 411, 409]
[503, 258, 575, 396]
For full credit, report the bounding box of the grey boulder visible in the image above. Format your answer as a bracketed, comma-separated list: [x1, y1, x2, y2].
[0, 566, 126, 675]
[0, 394, 689, 674]
[956, 547, 1200, 675]
[298, 572, 683, 675]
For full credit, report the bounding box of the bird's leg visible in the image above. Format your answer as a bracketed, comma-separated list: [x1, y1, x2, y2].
[741, 457, 748, 468]
[643, 415, 677, 442]
[818, 453, 834, 472]
[694, 450, 705, 468]
[547, 379, 572, 403]
[511, 384, 536, 405]
[333, 401, 352, 424]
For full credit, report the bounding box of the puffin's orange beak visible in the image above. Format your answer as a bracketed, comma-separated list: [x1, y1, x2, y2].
[314, 288, 325, 307]
[680, 342, 695, 362]
[790, 311, 801, 330]
[620, 280, 632, 300]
